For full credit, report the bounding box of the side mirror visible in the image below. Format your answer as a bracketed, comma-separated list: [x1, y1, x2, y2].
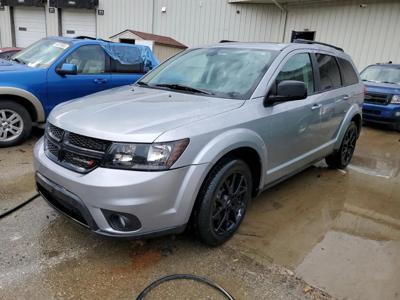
[265, 80, 307, 106]
[57, 63, 78, 76]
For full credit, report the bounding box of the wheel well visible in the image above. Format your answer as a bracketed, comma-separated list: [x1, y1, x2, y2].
[0, 95, 38, 122]
[351, 113, 362, 136]
[219, 147, 262, 197]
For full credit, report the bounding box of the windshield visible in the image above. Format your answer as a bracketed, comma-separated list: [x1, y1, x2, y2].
[361, 65, 400, 85]
[139, 47, 277, 99]
[12, 38, 71, 68]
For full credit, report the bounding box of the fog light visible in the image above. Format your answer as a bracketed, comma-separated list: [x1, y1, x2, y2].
[395, 111, 400, 117]
[102, 210, 142, 231]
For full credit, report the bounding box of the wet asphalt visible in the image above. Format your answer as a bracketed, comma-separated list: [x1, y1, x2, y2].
[0, 125, 399, 300]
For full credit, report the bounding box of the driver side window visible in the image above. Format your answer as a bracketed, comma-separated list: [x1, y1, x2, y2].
[275, 53, 314, 94]
[64, 45, 106, 74]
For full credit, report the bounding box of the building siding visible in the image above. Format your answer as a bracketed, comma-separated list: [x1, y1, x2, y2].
[151, 0, 285, 47]
[0, 0, 399, 69]
[285, 0, 400, 69]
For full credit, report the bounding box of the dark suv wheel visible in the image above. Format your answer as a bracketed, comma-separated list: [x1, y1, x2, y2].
[325, 121, 358, 169]
[194, 158, 252, 246]
[0, 101, 32, 148]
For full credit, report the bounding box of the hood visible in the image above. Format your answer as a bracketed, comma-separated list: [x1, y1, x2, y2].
[365, 81, 400, 95]
[0, 59, 34, 73]
[49, 86, 245, 143]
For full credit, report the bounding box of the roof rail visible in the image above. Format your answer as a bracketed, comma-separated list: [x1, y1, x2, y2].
[293, 39, 344, 52]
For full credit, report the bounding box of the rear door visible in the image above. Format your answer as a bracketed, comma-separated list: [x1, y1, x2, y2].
[47, 44, 111, 109]
[313, 54, 355, 144]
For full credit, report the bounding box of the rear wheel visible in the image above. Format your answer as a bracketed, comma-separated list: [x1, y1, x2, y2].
[194, 158, 252, 246]
[0, 101, 32, 148]
[326, 121, 358, 169]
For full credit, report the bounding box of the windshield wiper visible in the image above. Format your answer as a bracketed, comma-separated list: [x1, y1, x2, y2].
[12, 58, 25, 64]
[382, 81, 398, 85]
[136, 81, 148, 87]
[155, 83, 213, 95]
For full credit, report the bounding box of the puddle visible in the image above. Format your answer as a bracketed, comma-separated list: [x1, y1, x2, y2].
[231, 127, 400, 300]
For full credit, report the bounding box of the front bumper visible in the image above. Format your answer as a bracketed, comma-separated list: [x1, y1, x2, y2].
[362, 103, 400, 128]
[33, 137, 209, 238]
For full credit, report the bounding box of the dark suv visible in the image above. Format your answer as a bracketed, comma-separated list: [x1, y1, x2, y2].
[361, 63, 400, 131]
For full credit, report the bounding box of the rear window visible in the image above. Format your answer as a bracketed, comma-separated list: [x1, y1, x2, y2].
[338, 58, 359, 86]
[111, 59, 144, 74]
[316, 54, 342, 91]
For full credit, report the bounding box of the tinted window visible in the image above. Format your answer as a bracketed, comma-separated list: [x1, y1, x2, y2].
[276, 53, 314, 94]
[111, 59, 144, 74]
[316, 54, 342, 91]
[65, 45, 106, 74]
[338, 58, 359, 86]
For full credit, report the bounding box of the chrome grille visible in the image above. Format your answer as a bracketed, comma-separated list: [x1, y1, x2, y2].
[364, 92, 391, 105]
[44, 123, 109, 173]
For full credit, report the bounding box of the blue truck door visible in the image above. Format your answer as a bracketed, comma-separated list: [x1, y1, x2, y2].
[46, 45, 111, 111]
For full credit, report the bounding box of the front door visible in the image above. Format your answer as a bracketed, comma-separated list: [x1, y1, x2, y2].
[46, 45, 111, 111]
[262, 52, 321, 183]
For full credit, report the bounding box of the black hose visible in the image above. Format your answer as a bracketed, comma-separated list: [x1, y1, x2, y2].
[0, 193, 40, 219]
[136, 274, 235, 300]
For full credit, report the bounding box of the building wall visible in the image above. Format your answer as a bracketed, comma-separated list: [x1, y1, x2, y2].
[285, 0, 400, 69]
[151, 0, 285, 46]
[0, 0, 399, 69]
[97, 0, 153, 39]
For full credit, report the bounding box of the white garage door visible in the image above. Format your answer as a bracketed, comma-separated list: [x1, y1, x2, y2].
[14, 7, 47, 48]
[62, 9, 96, 38]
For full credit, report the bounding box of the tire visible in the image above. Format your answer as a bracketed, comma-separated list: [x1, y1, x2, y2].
[325, 121, 358, 169]
[0, 101, 32, 148]
[194, 158, 252, 246]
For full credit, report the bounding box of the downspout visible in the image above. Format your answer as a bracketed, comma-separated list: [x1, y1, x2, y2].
[272, 0, 288, 43]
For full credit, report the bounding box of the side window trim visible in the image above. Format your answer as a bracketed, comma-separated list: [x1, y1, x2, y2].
[334, 56, 344, 87]
[310, 52, 321, 94]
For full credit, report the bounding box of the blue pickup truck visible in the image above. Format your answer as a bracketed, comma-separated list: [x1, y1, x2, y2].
[361, 63, 400, 132]
[0, 37, 158, 147]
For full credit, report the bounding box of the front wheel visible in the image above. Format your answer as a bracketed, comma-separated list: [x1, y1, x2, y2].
[0, 101, 32, 148]
[194, 158, 252, 246]
[326, 121, 358, 169]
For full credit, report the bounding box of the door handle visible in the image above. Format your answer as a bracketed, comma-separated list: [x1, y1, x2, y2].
[311, 104, 322, 110]
[94, 78, 107, 84]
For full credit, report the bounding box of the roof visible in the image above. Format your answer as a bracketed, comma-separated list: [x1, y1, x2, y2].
[208, 41, 347, 55]
[110, 30, 187, 49]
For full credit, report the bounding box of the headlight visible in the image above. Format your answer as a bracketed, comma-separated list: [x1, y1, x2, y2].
[102, 139, 189, 171]
[391, 95, 400, 104]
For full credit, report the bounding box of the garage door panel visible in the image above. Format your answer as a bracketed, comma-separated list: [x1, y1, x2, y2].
[14, 7, 47, 48]
[62, 10, 96, 38]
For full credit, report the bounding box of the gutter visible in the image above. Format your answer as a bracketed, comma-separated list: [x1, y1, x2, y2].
[272, 0, 288, 43]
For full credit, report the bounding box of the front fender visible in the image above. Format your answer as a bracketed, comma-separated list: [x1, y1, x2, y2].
[191, 128, 267, 189]
[334, 103, 362, 150]
[0, 86, 45, 122]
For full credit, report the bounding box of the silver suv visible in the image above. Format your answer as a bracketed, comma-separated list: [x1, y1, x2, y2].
[34, 41, 363, 246]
